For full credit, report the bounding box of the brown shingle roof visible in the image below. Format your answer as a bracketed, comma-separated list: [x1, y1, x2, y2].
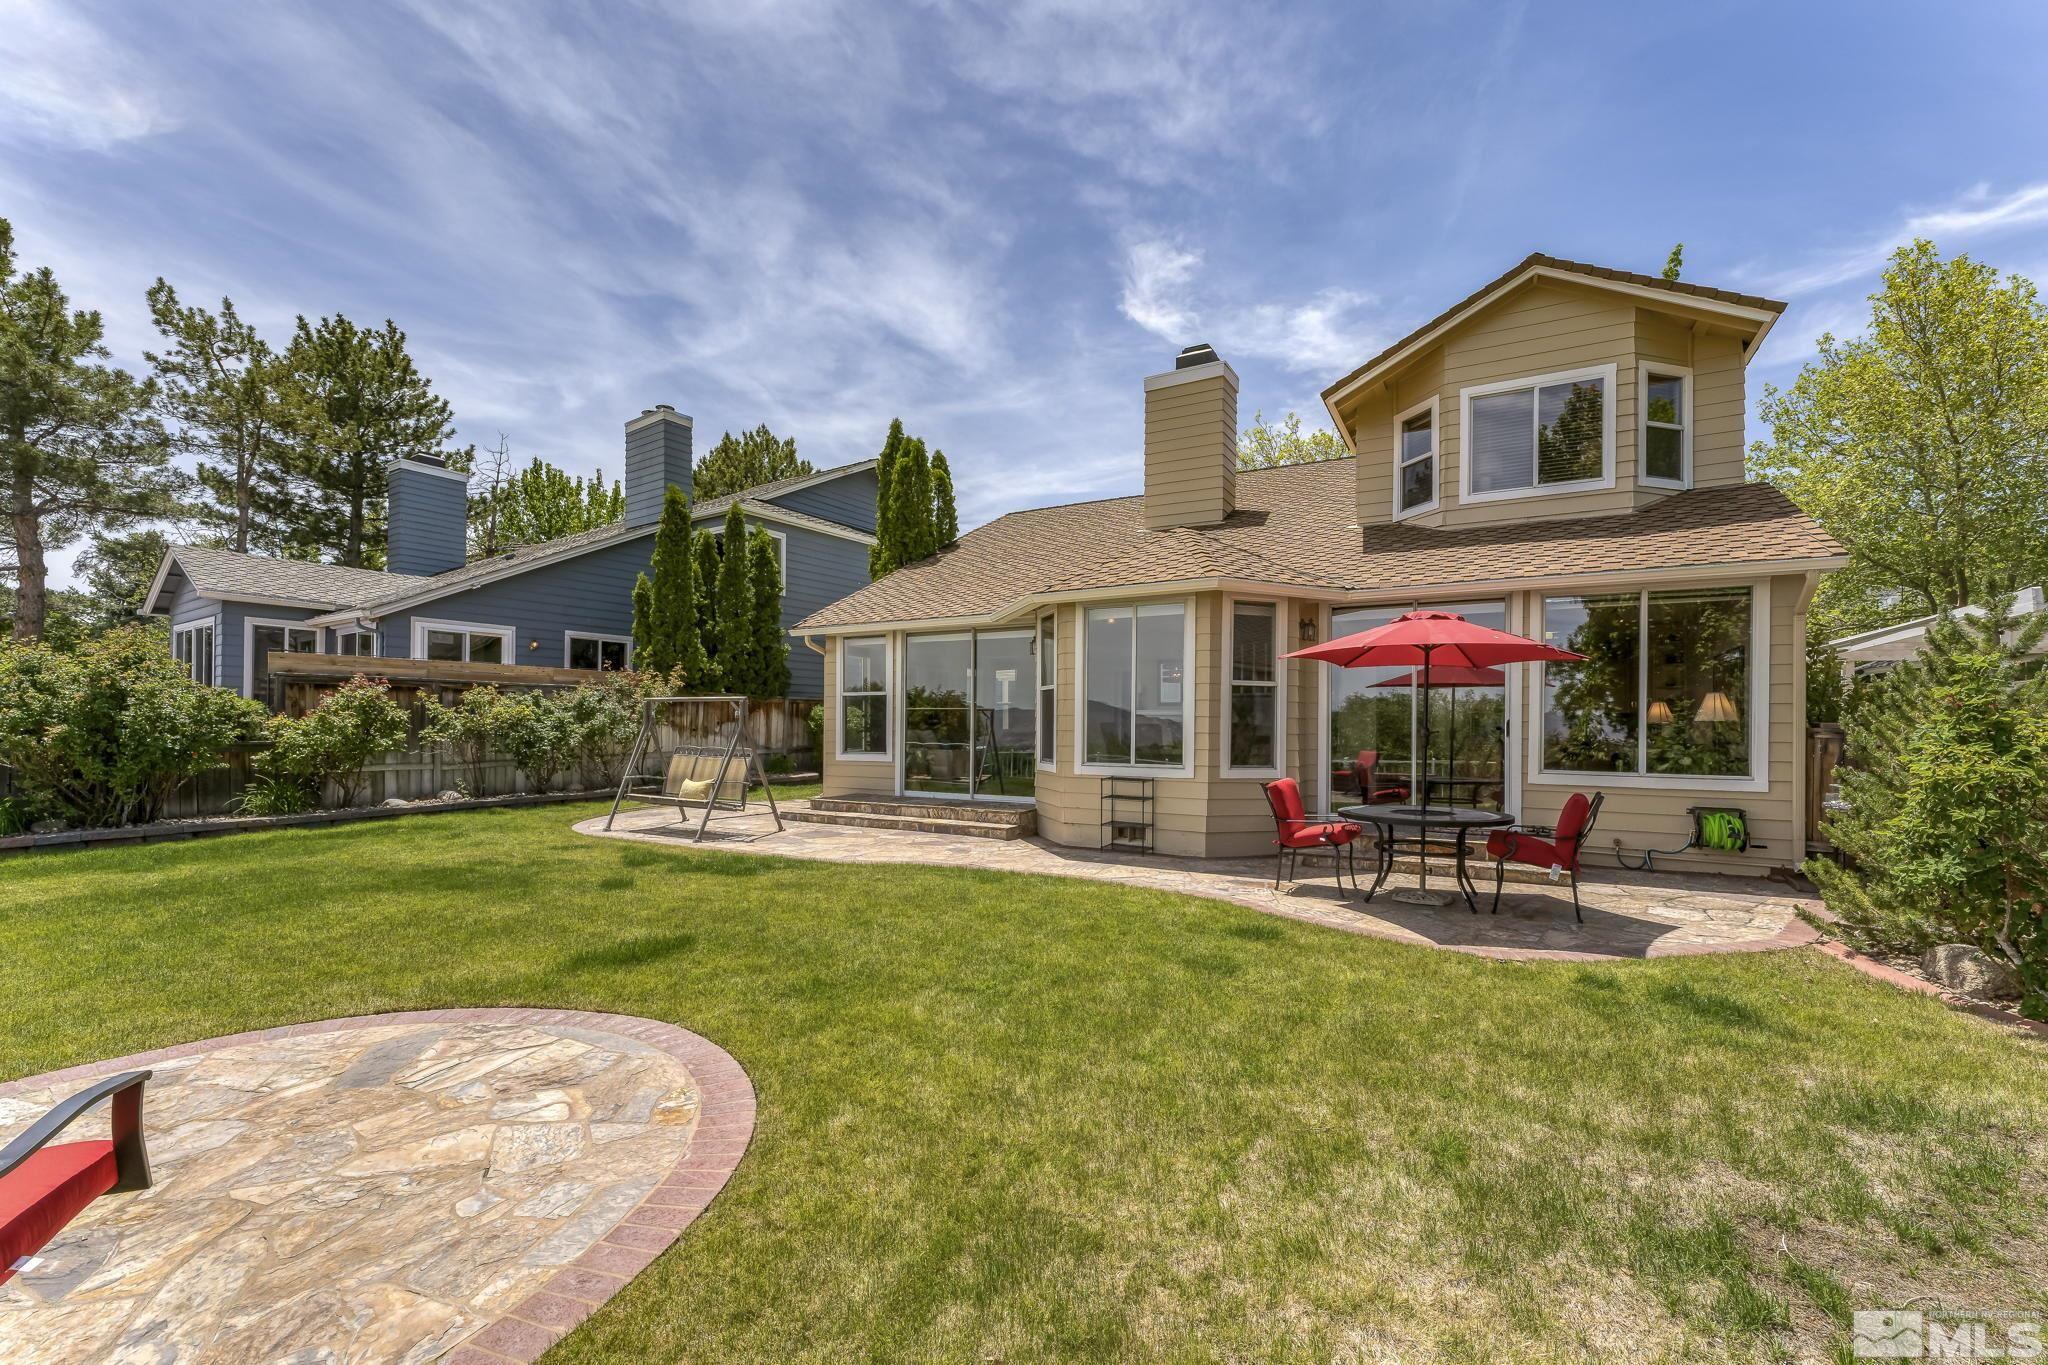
[1319, 253, 1788, 403]
[792, 460, 1842, 631]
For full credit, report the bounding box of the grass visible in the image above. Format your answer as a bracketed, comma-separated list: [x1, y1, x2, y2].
[3, 802, 2045, 1362]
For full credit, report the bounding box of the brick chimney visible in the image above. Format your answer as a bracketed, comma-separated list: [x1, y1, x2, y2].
[624, 404, 693, 526]
[385, 454, 469, 576]
[1143, 344, 1238, 530]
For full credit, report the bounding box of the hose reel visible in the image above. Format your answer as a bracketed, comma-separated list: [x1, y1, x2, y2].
[1614, 805, 1756, 871]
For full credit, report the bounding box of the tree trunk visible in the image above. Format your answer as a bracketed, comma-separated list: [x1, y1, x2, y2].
[345, 453, 366, 568]
[235, 447, 252, 554]
[8, 473, 46, 642]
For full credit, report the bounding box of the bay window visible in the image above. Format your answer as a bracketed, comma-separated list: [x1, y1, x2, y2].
[1395, 398, 1437, 516]
[1037, 614, 1056, 768]
[1082, 602, 1188, 770]
[1227, 600, 1279, 771]
[1540, 586, 1757, 780]
[1642, 367, 1689, 486]
[1463, 364, 1615, 501]
[838, 635, 889, 759]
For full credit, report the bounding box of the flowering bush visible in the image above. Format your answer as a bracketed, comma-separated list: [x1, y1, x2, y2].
[245, 676, 411, 811]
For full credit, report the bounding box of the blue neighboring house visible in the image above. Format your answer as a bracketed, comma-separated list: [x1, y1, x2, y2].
[143, 404, 878, 701]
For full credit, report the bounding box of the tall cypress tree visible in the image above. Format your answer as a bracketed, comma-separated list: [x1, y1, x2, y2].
[931, 449, 959, 546]
[869, 418, 904, 576]
[693, 528, 723, 689]
[749, 527, 791, 697]
[899, 436, 933, 562]
[631, 485, 706, 684]
[715, 503, 756, 694]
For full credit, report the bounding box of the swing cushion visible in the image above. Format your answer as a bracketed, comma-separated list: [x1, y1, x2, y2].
[670, 777, 715, 802]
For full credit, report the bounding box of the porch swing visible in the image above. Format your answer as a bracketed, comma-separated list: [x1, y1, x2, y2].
[603, 695, 783, 841]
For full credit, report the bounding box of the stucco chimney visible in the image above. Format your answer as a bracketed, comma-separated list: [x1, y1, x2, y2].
[385, 454, 470, 576]
[1143, 344, 1238, 530]
[624, 404, 694, 526]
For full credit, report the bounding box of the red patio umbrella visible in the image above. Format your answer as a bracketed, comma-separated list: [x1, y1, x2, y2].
[1286, 609, 1583, 826]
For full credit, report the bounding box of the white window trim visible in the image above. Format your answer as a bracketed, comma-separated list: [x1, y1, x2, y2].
[1458, 362, 1619, 506]
[1391, 394, 1440, 521]
[242, 617, 322, 698]
[410, 616, 516, 664]
[1638, 360, 1692, 490]
[1073, 597, 1197, 780]
[1224, 597, 1286, 778]
[173, 616, 219, 686]
[334, 626, 377, 658]
[563, 631, 633, 671]
[836, 633, 893, 763]
[1036, 612, 1057, 773]
[1527, 578, 1770, 793]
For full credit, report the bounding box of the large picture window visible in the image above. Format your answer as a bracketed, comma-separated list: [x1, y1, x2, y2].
[1227, 601, 1279, 771]
[839, 635, 889, 759]
[1082, 602, 1188, 769]
[1463, 364, 1615, 501]
[1541, 586, 1755, 779]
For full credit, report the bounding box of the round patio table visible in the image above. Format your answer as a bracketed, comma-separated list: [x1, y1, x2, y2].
[1338, 804, 1515, 913]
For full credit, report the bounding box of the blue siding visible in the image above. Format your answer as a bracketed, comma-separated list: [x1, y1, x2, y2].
[386, 460, 469, 576]
[164, 580, 322, 698]
[769, 468, 879, 533]
[624, 411, 693, 527]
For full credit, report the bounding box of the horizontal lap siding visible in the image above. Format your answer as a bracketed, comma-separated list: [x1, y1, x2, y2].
[1145, 378, 1236, 528]
[769, 469, 879, 534]
[819, 645, 897, 796]
[771, 525, 869, 697]
[1690, 331, 1748, 488]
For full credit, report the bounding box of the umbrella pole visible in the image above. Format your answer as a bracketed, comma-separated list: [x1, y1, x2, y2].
[1416, 648, 1432, 892]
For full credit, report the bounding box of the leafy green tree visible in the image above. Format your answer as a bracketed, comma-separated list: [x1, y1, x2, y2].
[715, 502, 757, 694]
[931, 450, 959, 546]
[144, 281, 293, 554]
[869, 419, 904, 575]
[630, 486, 709, 686]
[253, 675, 410, 809]
[1806, 601, 2048, 1017]
[694, 424, 811, 500]
[280, 312, 459, 567]
[78, 528, 169, 628]
[1661, 243, 1684, 282]
[1, 218, 181, 641]
[474, 454, 622, 552]
[694, 528, 722, 685]
[1237, 411, 1347, 469]
[749, 527, 791, 697]
[1753, 240, 2048, 625]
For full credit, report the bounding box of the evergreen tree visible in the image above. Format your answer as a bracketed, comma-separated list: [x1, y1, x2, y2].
[693, 424, 811, 500]
[1, 217, 181, 641]
[144, 281, 294, 554]
[930, 449, 959, 546]
[630, 486, 707, 685]
[900, 436, 934, 562]
[280, 313, 457, 567]
[749, 527, 791, 697]
[693, 528, 722, 688]
[77, 528, 170, 628]
[715, 503, 756, 694]
[869, 418, 904, 575]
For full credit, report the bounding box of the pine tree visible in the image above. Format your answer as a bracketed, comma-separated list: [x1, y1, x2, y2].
[869, 418, 904, 575]
[749, 527, 791, 697]
[693, 528, 722, 689]
[715, 503, 756, 694]
[931, 449, 959, 546]
[693, 424, 811, 500]
[631, 486, 707, 685]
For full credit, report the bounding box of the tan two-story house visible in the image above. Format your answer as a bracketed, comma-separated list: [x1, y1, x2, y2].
[792, 255, 1846, 874]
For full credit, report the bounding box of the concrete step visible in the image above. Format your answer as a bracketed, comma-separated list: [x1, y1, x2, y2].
[805, 796, 1036, 828]
[786, 806, 1035, 840]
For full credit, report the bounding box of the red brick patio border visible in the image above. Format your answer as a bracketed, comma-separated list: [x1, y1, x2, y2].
[0, 1008, 756, 1364]
[1812, 941, 2048, 1038]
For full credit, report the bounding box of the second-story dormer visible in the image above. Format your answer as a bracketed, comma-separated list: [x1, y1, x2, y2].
[1321, 254, 1785, 530]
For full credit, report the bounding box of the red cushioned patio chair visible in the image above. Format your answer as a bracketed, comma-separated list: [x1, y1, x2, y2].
[1485, 791, 1605, 923]
[1351, 749, 1410, 805]
[1, 1070, 152, 1284]
[1261, 778, 1364, 895]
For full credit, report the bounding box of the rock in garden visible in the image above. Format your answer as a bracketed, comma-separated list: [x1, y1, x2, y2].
[29, 818, 67, 835]
[1921, 943, 2022, 1001]
[437, 790, 462, 802]
[382, 797, 409, 808]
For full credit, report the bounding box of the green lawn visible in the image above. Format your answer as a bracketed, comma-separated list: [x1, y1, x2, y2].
[3, 803, 2045, 1363]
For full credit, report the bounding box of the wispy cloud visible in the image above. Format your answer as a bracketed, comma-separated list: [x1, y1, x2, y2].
[1118, 239, 1380, 375]
[1740, 180, 2048, 296]
[0, 0, 172, 148]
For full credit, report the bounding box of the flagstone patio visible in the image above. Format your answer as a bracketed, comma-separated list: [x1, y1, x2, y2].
[580, 804, 1820, 961]
[0, 1009, 753, 1365]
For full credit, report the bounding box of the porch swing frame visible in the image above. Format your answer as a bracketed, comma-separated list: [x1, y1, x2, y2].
[604, 694, 783, 842]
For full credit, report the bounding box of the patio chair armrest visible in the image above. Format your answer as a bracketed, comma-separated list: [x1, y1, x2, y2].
[0, 1070, 153, 1192]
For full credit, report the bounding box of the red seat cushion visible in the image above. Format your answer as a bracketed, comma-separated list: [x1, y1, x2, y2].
[1277, 821, 1360, 849]
[1486, 829, 1563, 868]
[0, 1141, 118, 1284]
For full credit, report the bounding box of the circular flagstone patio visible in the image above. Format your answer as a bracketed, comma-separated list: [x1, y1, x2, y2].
[0, 1009, 753, 1365]
[580, 804, 1820, 961]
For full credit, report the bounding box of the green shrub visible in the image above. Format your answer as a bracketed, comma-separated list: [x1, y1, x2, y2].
[490, 690, 579, 794]
[420, 686, 504, 796]
[0, 625, 265, 827]
[247, 676, 411, 810]
[763, 750, 794, 776]
[234, 772, 321, 817]
[566, 671, 648, 791]
[0, 794, 40, 836]
[1806, 601, 2048, 1016]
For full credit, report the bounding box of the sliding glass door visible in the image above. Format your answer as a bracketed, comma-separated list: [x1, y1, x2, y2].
[903, 630, 1036, 800]
[1327, 601, 1509, 811]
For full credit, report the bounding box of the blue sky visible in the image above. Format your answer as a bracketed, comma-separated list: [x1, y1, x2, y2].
[7, 0, 2048, 588]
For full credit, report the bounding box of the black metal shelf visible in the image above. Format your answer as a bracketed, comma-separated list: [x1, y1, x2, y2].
[1100, 776, 1155, 854]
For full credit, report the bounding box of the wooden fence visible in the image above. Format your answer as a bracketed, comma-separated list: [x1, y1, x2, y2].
[0, 696, 821, 825]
